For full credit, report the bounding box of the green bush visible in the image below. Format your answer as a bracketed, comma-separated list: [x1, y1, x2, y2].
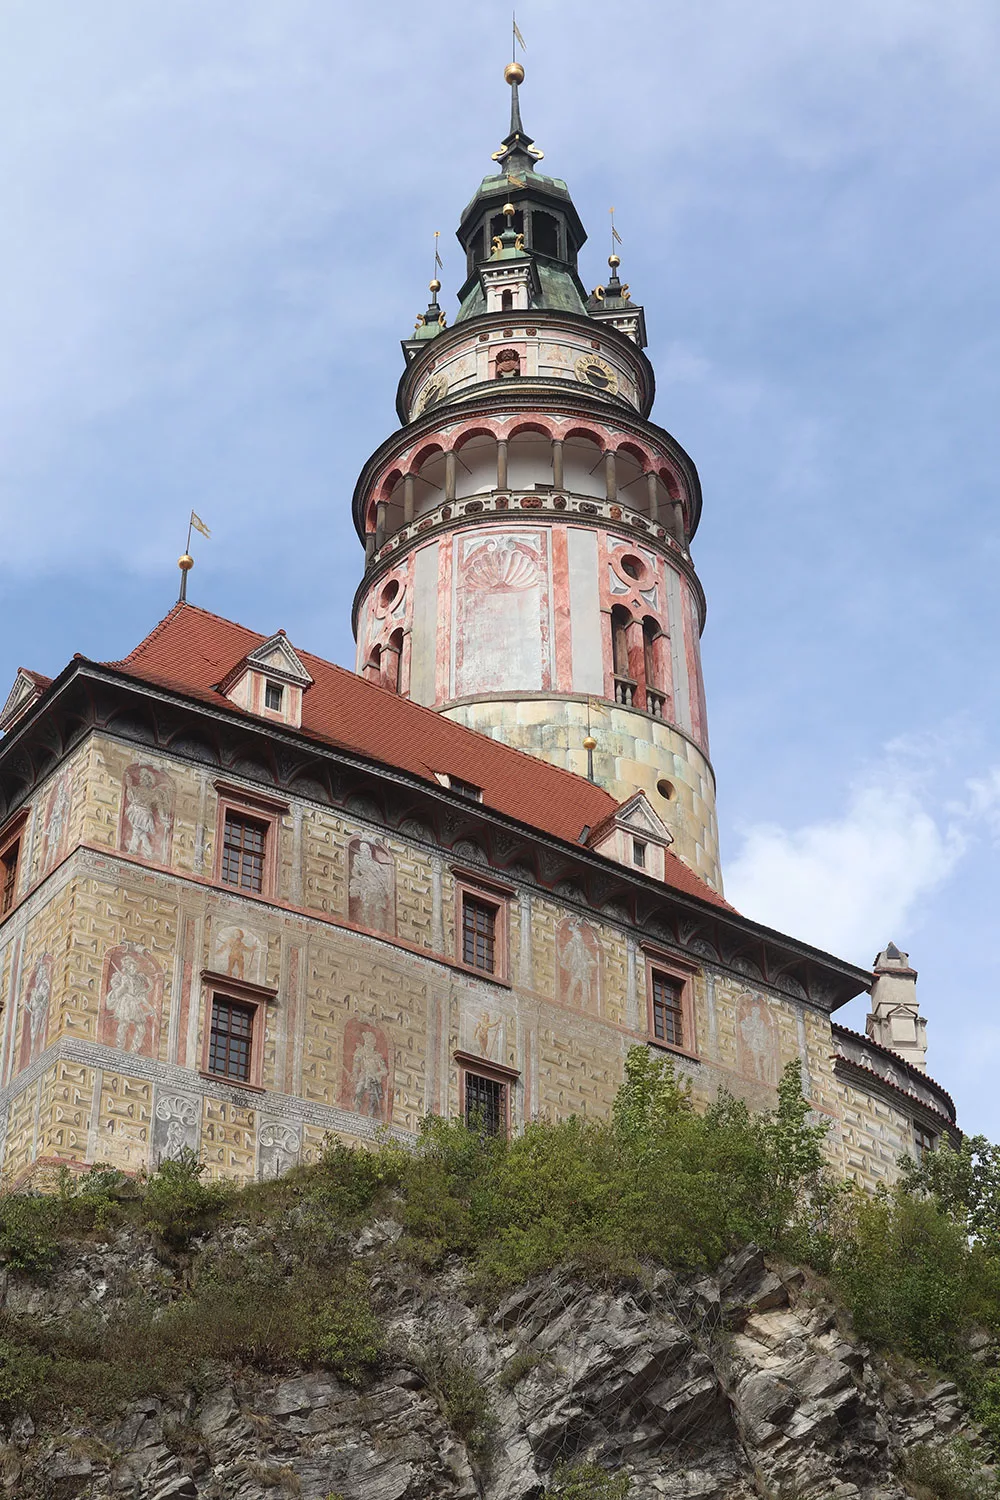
[903, 1438, 1000, 1500]
[411, 1337, 497, 1469]
[140, 1151, 230, 1248]
[0, 1195, 59, 1275]
[301, 1267, 386, 1385]
[545, 1462, 630, 1499]
[0, 1337, 50, 1415]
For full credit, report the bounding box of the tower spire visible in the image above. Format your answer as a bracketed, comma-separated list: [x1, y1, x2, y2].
[492, 61, 544, 175]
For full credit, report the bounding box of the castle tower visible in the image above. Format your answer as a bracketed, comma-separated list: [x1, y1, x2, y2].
[353, 66, 721, 893]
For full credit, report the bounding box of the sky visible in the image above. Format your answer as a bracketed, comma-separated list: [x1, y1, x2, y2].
[2, 2, 999, 1132]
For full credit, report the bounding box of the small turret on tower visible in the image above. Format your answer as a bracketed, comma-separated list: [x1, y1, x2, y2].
[867, 942, 928, 1073]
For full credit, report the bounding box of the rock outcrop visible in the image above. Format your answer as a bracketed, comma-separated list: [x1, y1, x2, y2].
[0, 1235, 975, 1499]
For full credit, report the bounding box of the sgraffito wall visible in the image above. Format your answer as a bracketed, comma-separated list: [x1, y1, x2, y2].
[0, 734, 950, 1189]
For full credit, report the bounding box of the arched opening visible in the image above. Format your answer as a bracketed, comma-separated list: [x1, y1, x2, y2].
[616, 445, 646, 512]
[412, 446, 446, 519]
[363, 647, 382, 684]
[562, 431, 605, 498]
[611, 605, 634, 704]
[500, 289, 514, 314]
[642, 617, 667, 717]
[531, 211, 559, 257]
[490, 209, 524, 241]
[454, 432, 497, 499]
[507, 426, 553, 490]
[382, 628, 404, 693]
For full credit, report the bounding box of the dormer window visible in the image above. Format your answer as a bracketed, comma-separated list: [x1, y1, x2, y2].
[434, 773, 483, 802]
[586, 793, 674, 883]
[217, 633, 313, 730]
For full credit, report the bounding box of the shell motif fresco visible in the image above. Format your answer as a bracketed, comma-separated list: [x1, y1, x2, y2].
[463, 537, 541, 593]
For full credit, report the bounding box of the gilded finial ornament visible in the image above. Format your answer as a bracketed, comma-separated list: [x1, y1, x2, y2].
[583, 735, 597, 752]
[609, 254, 621, 270]
[504, 61, 524, 85]
[429, 278, 441, 294]
[178, 553, 194, 572]
[503, 202, 516, 219]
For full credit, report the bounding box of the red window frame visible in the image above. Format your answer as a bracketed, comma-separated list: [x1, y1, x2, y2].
[454, 1050, 519, 1138]
[0, 810, 29, 922]
[199, 969, 276, 1091]
[453, 871, 512, 983]
[642, 945, 698, 1060]
[212, 783, 288, 902]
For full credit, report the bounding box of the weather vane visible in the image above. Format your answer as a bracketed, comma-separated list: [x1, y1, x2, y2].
[177, 509, 211, 603]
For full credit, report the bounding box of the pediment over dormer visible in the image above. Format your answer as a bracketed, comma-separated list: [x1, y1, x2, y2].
[217, 633, 313, 729]
[0, 668, 51, 735]
[587, 791, 674, 881]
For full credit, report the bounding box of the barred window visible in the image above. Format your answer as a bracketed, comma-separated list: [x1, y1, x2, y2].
[462, 896, 497, 974]
[208, 997, 254, 1082]
[1, 839, 20, 915]
[464, 1071, 507, 1136]
[651, 970, 684, 1049]
[221, 813, 266, 894]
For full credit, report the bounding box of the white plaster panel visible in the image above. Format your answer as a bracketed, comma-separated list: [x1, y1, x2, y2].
[408, 543, 440, 706]
[664, 564, 692, 734]
[567, 528, 604, 695]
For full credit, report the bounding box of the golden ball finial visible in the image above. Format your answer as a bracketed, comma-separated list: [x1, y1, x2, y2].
[503, 201, 516, 218]
[178, 553, 194, 572]
[429, 278, 441, 294]
[504, 61, 524, 85]
[608, 253, 621, 269]
[583, 735, 597, 752]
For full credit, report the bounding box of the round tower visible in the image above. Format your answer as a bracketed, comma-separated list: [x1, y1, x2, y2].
[352, 67, 721, 893]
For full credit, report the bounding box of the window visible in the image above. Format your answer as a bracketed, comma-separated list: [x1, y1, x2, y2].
[207, 997, 254, 1082]
[435, 773, 483, 802]
[501, 289, 513, 314]
[465, 1070, 507, 1136]
[462, 895, 497, 973]
[651, 969, 684, 1049]
[914, 1124, 936, 1158]
[633, 839, 647, 869]
[221, 812, 267, 894]
[1, 839, 20, 915]
[264, 681, 283, 711]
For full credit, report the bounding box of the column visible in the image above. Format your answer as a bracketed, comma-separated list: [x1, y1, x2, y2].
[375, 500, 387, 552]
[671, 499, 686, 544]
[646, 471, 659, 523]
[497, 437, 508, 490]
[552, 437, 564, 491]
[604, 450, 618, 503]
[403, 473, 415, 524]
[445, 450, 457, 503]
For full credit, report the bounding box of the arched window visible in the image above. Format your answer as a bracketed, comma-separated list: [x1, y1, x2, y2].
[382, 629, 404, 693]
[611, 606, 634, 704]
[501, 289, 513, 313]
[643, 618, 666, 717]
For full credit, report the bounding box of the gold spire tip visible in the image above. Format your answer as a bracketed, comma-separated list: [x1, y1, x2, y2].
[429, 278, 441, 293]
[583, 735, 597, 751]
[503, 201, 516, 217]
[609, 253, 621, 269]
[178, 553, 194, 571]
[504, 61, 524, 85]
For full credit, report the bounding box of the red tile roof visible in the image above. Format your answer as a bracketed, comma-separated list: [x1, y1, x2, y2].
[107, 603, 729, 909]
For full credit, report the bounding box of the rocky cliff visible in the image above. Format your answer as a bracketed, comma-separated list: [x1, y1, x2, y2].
[0, 1222, 979, 1500]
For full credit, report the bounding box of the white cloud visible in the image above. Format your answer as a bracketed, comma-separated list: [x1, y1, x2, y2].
[725, 737, 999, 963]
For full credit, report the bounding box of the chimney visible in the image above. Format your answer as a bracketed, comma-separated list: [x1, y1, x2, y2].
[866, 942, 927, 1073]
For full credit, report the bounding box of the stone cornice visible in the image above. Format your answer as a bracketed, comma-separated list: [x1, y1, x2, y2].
[0, 662, 873, 1016]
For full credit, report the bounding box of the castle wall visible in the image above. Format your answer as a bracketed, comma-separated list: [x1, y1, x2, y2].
[0, 734, 947, 1190]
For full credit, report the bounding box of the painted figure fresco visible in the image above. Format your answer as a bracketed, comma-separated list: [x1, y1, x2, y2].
[472, 1008, 503, 1060]
[153, 1092, 200, 1162]
[736, 990, 780, 1087]
[40, 773, 71, 872]
[556, 917, 602, 1013]
[347, 838, 395, 935]
[18, 954, 53, 1072]
[340, 1019, 393, 1123]
[100, 943, 163, 1058]
[212, 923, 266, 985]
[119, 763, 175, 863]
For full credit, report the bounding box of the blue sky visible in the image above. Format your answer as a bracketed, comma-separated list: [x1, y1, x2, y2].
[2, 2, 999, 1133]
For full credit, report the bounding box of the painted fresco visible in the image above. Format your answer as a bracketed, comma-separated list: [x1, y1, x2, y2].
[18, 954, 53, 1072]
[119, 763, 175, 863]
[340, 1019, 393, 1123]
[556, 917, 602, 1014]
[212, 923, 267, 985]
[100, 943, 163, 1058]
[347, 837, 395, 936]
[153, 1091, 201, 1162]
[454, 531, 548, 697]
[39, 772, 71, 874]
[736, 991, 780, 1087]
[464, 1006, 506, 1062]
